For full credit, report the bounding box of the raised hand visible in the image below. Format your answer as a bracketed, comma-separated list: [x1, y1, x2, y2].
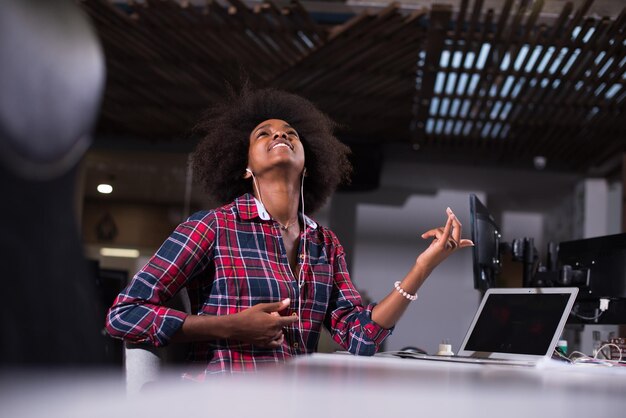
[416, 207, 473, 275]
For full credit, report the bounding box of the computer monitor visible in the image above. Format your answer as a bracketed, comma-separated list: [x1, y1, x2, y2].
[469, 194, 502, 292]
[556, 233, 626, 298]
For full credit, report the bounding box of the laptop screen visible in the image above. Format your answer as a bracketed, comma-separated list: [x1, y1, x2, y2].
[464, 293, 571, 355]
[458, 288, 578, 360]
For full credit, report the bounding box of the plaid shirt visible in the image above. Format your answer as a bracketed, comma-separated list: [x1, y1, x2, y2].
[106, 194, 391, 376]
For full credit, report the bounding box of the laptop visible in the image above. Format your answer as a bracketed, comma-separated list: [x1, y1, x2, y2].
[386, 287, 579, 366]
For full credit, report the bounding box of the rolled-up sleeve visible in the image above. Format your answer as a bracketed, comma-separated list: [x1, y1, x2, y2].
[105, 213, 215, 347]
[324, 240, 392, 356]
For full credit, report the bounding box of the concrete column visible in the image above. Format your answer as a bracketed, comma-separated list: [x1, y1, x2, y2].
[581, 178, 609, 238]
[328, 193, 359, 273]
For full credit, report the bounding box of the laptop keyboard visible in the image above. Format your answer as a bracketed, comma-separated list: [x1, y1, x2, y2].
[381, 351, 536, 366]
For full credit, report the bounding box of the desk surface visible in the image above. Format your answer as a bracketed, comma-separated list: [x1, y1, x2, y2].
[2, 353, 626, 418]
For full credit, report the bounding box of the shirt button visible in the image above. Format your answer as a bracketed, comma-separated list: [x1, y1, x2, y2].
[293, 342, 299, 349]
[291, 312, 297, 317]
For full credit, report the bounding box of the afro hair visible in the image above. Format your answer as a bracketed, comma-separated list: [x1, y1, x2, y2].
[192, 87, 352, 214]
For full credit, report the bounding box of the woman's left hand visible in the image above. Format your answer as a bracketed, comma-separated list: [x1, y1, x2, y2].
[415, 207, 473, 275]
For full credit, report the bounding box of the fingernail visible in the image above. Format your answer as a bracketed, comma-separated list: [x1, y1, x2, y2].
[283, 298, 290, 304]
[446, 207, 452, 213]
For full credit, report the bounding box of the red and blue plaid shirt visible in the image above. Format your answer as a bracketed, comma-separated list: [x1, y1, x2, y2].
[106, 193, 391, 376]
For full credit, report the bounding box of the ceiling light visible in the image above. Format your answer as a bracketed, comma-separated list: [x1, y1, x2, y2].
[97, 183, 113, 194]
[100, 247, 139, 258]
[533, 156, 547, 170]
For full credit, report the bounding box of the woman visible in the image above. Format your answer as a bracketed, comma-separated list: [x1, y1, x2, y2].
[105, 87, 473, 377]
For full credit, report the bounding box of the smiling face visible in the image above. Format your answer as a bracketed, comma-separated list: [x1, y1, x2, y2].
[247, 119, 305, 177]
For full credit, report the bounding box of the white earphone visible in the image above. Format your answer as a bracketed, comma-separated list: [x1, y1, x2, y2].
[245, 164, 309, 352]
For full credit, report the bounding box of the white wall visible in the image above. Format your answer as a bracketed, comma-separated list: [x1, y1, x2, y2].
[581, 178, 609, 239]
[346, 190, 483, 354]
[501, 211, 545, 258]
[607, 181, 622, 234]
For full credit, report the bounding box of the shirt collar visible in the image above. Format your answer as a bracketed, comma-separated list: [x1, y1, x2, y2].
[235, 193, 317, 230]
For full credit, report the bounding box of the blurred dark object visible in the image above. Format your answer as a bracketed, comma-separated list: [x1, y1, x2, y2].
[534, 233, 626, 299]
[533, 234, 626, 325]
[89, 261, 126, 365]
[0, 0, 104, 179]
[0, 0, 105, 366]
[558, 234, 626, 299]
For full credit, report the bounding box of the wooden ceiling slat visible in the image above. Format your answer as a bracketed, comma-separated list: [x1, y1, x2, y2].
[565, 15, 626, 106]
[456, 7, 495, 150]
[528, 19, 613, 159]
[503, 1, 575, 138]
[132, 2, 239, 89]
[79, 0, 626, 172]
[84, 0, 233, 118]
[443, 0, 513, 144]
[577, 54, 626, 139]
[495, 31, 556, 152]
[431, 0, 471, 120]
[364, 23, 427, 75]
[271, 14, 376, 89]
[454, 0, 523, 149]
[285, 0, 327, 45]
[411, 4, 452, 148]
[280, 12, 406, 93]
[510, 6, 597, 118]
[250, 3, 306, 60]
[470, 0, 543, 150]
[147, 1, 257, 78]
[225, 0, 295, 67]
[304, 10, 428, 83]
[305, 38, 405, 91]
[81, 0, 160, 60]
[202, 1, 283, 81]
[552, 47, 626, 165]
[559, 21, 612, 103]
[444, 5, 486, 129]
[258, 2, 310, 53]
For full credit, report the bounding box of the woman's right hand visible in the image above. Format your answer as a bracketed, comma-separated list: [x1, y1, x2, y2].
[228, 298, 299, 348]
[173, 298, 299, 348]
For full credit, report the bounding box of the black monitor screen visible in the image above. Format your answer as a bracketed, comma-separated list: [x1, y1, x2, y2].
[469, 194, 501, 291]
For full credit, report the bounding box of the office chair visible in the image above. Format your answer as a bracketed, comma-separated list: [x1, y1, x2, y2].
[124, 288, 192, 395]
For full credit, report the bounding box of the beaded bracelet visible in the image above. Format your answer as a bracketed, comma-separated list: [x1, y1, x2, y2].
[394, 281, 418, 301]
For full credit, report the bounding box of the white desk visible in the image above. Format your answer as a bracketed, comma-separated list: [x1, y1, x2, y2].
[280, 353, 626, 417]
[2, 353, 625, 418]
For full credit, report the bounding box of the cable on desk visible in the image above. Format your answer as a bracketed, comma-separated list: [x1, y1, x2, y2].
[557, 343, 625, 367]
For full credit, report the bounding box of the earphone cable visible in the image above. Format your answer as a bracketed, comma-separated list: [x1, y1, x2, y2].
[249, 168, 308, 352]
[297, 170, 307, 352]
